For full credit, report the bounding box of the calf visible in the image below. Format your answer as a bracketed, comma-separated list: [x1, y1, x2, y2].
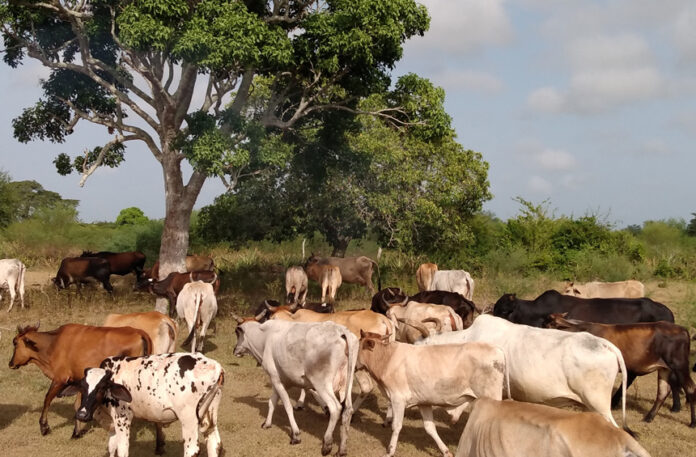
[135, 270, 219, 316]
[103, 311, 178, 354]
[8, 322, 152, 436]
[286, 266, 308, 305]
[386, 301, 463, 343]
[81, 250, 146, 278]
[177, 281, 218, 352]
[546, 313, 696, 427]
[53, 256, 113, 293]
[358, 331, 507, 457]
[455, 399, 651, 457]
[59, 353, 224, 457]
[416, 262, 438, 292]
[0, 258, 26, 312]
[234, 319, 357, 456]
[321, 265, 342, 304]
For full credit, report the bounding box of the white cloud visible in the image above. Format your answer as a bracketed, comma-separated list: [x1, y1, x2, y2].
[527, 175, 552, 194]
[532, 148, 577, 171]
[674, 7, 696, 62]
[434, 69, 504, 94]
[527, 87, 564, 113]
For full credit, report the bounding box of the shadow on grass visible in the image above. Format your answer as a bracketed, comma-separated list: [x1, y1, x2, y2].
[0, 404, 30, 430]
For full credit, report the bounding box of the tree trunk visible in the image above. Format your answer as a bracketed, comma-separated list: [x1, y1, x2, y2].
[331, 237, 351, 258]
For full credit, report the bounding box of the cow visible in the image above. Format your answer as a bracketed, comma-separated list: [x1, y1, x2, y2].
[416, 262, 438, 292]
[267, 305, 394, 340]
[493, 289, 674, 328]
[135, 270, 219, 317]
[321, 265, 342, 304]
[563, 280, 645, 299]
[429, 270, 475, 301]
[233, 319, 357, 456]
[177, 281, 218, 353]
[0, 258, 26, 312]
[386, 301, 464, 344]
[52, 256, 113, 293]
[58, 353, 224, 457]
[358, 331, 507, 457]
[417, 315, 632, 433]
[454, 399, 651, 457]
[410, 291, 477, 327]
[371, 287, 408, 314]
[545, 313, 696, 427]
[305, 253, 380, 295]
[142, 254, 215, 281]
[286, 266, 308, 305]
[103, 311, 178, 354]
[80, 250, 146, 279]
[8, 322, 152, 437]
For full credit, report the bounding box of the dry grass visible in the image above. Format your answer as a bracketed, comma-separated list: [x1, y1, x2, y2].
[0, 272, 695, 457]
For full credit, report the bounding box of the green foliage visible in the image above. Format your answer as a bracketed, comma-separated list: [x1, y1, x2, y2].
[115, 207, 148, 226]
[686, 213, 696, 237]
[0, 170, 16, 227]
[6, 180, 78, 221]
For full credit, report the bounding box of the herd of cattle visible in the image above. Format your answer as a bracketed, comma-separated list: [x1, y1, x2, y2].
[2, 250, 695, 457]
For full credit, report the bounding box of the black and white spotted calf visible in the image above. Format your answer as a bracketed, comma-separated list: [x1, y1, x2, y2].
[59, 353, 224, 457]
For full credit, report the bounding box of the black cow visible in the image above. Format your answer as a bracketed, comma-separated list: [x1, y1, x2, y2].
[81, 251, 146, 278]
[52, 257, 113, 293]
[494, 289, 674, 328]
[370, 287, 408, 314]
[370, 288, 477, 328]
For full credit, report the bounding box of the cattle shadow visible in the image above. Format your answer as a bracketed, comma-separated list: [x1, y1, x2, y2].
[0, 403, 29, 430]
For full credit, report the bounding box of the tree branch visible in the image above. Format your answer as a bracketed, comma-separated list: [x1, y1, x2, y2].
[79, 134, 138, 187]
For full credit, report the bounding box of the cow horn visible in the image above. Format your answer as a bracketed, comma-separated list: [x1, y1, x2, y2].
[231, 313, 244, 324]
[254, 309, 268, 322]
[387, 288, 394, 298]
[289, 302, 299, 312]
[264, 300, 278, 313]
[16, 324, 23, 334]
[422, 317, 442, 333]
[396, 317, 430, 339]
[35, 321, 40, 330]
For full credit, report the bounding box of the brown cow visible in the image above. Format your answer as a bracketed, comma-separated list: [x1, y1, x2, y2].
[135, 271, 219, 317]
[52, 257, 113, 293]
[546, 313, 696, 428]
[8, 322, 152, 437]
[80, 250, 146, 278]
[416, 262, 438, 292]
[103, 311, 178, 354]
[305, 253, 380, 295]
[142, 255, 215, 281]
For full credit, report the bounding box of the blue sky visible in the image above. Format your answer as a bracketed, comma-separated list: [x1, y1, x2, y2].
[1, 0, 695, 226]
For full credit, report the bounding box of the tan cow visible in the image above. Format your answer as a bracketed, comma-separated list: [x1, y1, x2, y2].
[285, 266, 308, 305]
[455, 399, 651, 457]
[386, 301, 463, 343]
[563, 280, 645, 298]
[320, 265, 342, 304]
[305, 254, 380, 295]
[103, 311, 178, 354]
[416, 262, 438, 292]
[358, 332, 507, 457]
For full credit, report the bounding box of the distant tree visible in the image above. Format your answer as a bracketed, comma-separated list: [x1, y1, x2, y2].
[8, 180, 78, 221]
[116, 207, 148, 226]
[0, 170, 16, 227]
[687, 213, 696, 237]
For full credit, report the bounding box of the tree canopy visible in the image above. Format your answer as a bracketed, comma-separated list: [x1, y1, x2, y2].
[116, 206, 148, 225]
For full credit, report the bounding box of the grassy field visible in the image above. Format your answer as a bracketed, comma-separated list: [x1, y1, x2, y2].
[1, 271, 695, 457]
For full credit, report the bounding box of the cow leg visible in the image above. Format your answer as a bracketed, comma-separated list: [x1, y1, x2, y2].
[269, 379, 302, 444]
[262, 388, 279, 429]
[180, 413, 201, 457]
[168, 294, 177, 318]
[299, 288, 307, 305]
[39, 380, 64, 435]
[102, 278, 114, 294]
[295, 389, 307, 410]
[6, 280, 15, 312]
[611, 372, 637, 409]
[321, 283, 327, 304]
[313, 384, 341, 456]
[384, 400, 405, 457]
[71, 392, 89, 438]
[201, 389, 223, 457]
[155, 424, 165, 455]
[644, 368, 672, 423]
[196, 320, 209, 352]
[107, 412, 132, 457]
[668, 371, 682, 412]
[419, 406, 453, 457]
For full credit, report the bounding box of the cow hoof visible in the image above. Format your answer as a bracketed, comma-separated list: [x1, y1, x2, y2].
[290, 436, 301, 445]
[40, 423, 50, 436]
[670, 405, 681, 413]
[690, 422, 696, 429]
[321, 443, 332, 455]
[294, 405, 305, 411]
[261, 422, 272, 429]
[71, 429, 87, 440]
[155, 444, 166, 455]
[642, 415, 654, 423]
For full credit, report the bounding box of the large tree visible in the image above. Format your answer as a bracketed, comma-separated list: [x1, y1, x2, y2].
[1, 0, 430, 309]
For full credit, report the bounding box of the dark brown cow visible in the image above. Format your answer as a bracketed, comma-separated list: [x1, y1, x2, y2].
[142, 255, 215, 281]
[80, 250, 146, 278]
[135, 270, 219, 317]
[371, 288, 477, 329]
[546, 313, 696, 428]
[8, 322, 152, 437]
[304, 253, 380, 295]
[52, 257, 113, 293]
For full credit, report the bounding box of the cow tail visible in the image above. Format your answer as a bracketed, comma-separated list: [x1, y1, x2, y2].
[183, 292, 202, 350]
[502, 349, 511, 400]
[607, 341, 634, 437]
[375, 260, 382, 291]
[141, 333, 153, 356]
[17, 262, 26, 304]
[197, 369, 224, 423]
[340, 331, 356, 420]
[165, 319, 178, 353]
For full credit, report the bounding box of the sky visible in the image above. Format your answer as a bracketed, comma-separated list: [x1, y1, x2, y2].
[1, 0, 695, 227]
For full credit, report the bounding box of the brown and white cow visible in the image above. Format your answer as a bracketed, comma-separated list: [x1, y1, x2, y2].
[0, 258, 26, 312]
[358, 331, 507, 457]
[8, 322, 152, 437]
[455, 399, 651, 457]
[177, 281, 218, 353]
[320, 265, 342, 304]
[103, 311, 178, 354]
[386, 301, 463, 343]
[305, 253, 380, 295]
[285, 266, 308, 305]
[416, 262, 438, 292]
[563, 280, 645, 298]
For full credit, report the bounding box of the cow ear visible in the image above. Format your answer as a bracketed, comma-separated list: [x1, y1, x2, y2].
[560, 312, 569, 318]
[109, 383, 132, 403]
[363, 339, 375, 350]
[58, 383, 81, 398]
[573, 288, 580, 295]
[360, 329, 366, 339]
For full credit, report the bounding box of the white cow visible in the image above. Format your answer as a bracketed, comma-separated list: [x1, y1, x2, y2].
[59, 353, 224, 457]
[563, 280, 645, 299]
[176, 281, 217, 352]
[285, 266, 308, 305]
[386, 301, 463, 343]
[0, 258, 26, 312]
[417, 315, 630, 431]
[429, 270, 474, 300]
[233, 319, 358, 457]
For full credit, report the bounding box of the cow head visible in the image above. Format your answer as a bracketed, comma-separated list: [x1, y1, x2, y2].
[133, 277, 154, 292]
[543, 312, 572, 329]
[357, 330, 391, 368]
[562, 281, 582, 296]
[492, 293, 517, 319]
[51, 276, 66, 290]
[9, 322, 41, 369]
[59, 367, 131, 422]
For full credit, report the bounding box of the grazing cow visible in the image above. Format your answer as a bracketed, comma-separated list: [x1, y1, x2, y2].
[286, 266, 308, 305]
[8, 322, 152, 436]
[103, 311, 178, 354]
[59, 353, 224, 457]
[563, 280, 645, 299]
[493, 289, 674, 328]
[177, 281, 218, 352]
[321, 265, 342, 304]
[386, 301, 464, 343]
[305, 253, 380, 295]
[371, 287, 408, 314]
[545, 313, 696, 427]
[358, 331, 507, 457]
[80, 250, 146, 278]
[429, 270, 475, 301]
[142, 254, 215, 281]
[135, 270, 219, 317]
[455, 399, 651, 457]
[417, 315, 631, 432]
[233, 319, 357, 456]
[0, 258, 26, 312]
[416, 262, 438, 292]
[52, 256, 113, 293]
